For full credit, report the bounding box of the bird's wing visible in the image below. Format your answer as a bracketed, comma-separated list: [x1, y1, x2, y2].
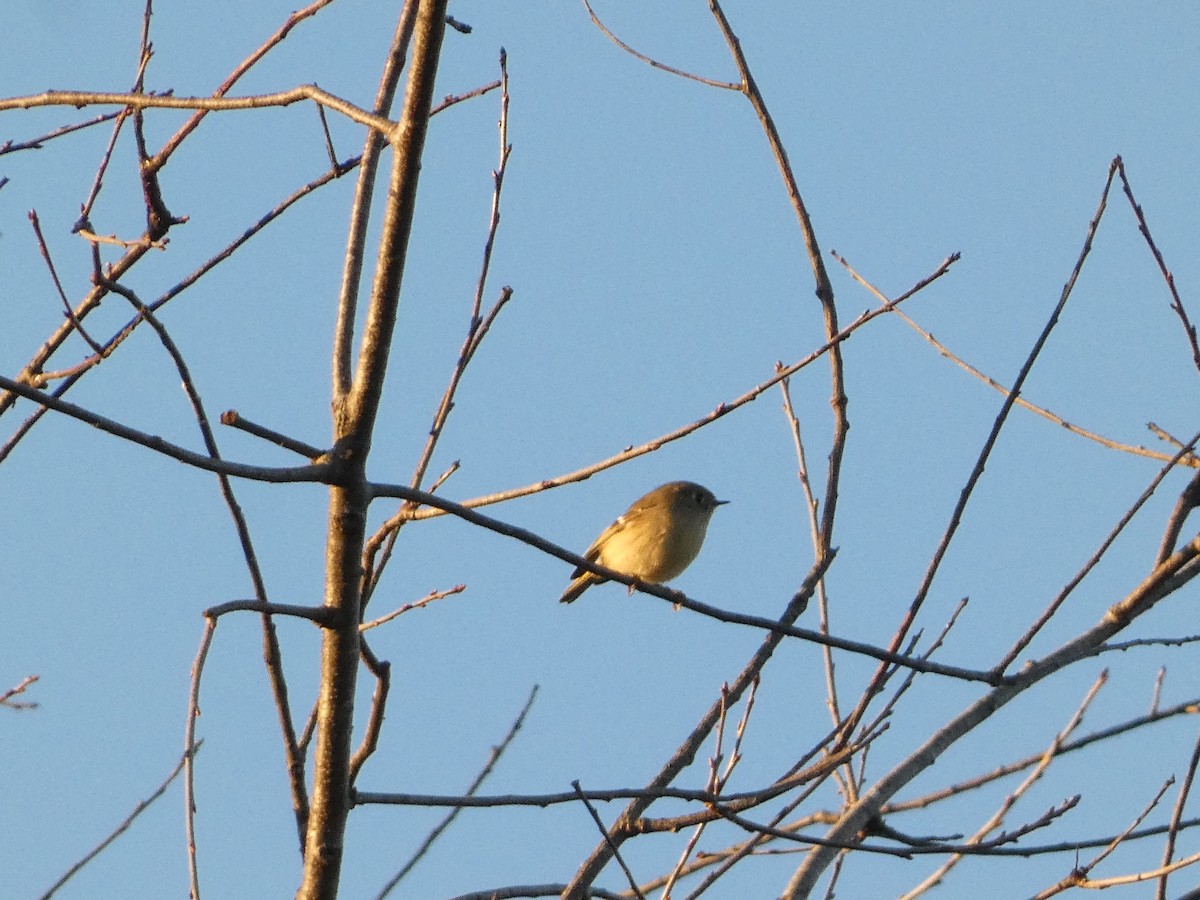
[569, 515, 627, 578]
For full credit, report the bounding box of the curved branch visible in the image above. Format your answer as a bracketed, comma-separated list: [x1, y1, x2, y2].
[582, 0, 740, 89]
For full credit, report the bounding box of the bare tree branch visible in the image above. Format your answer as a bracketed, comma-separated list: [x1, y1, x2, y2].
[373, 686, 540, 898]
[39, 746, 198, 900]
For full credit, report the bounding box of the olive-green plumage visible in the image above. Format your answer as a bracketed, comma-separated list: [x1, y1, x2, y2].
[560, 481, 726, 604]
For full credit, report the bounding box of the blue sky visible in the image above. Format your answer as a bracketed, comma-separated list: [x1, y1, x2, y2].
[4, 3, 1200, 898]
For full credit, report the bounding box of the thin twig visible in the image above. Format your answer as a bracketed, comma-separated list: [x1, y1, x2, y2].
[582, 0, 740, 89]
[373, 686, 538, 898]
[429, 79, 501, 115]
[1032, 778, 1175, 899]
[1157, 723, 1200, 899]
[901, 671, 1107, 898]
[1157, 469, 1200, 567]
[708, 0, 846, 563]
[837, 157, 1121, 751]
[0, 675, 40, 710]
[779, 371, 841, 731]
[359, 743, 856, 813]
[100, 277, 311, 849]
[428, 460, 459, 492]
[997, 429, 1200, 674]
[570, 781, 647, 900]
[3, 85, 396, 141]
[39, 744, 199, 900]
[0, 372, 329, 482]
[28, 211, 103, 354]
[186, 619, 215, 900]
[349, 649, 391, 787]
[76, 228, 168, 250]
[1116, 156, 1200, 375]
[0, 110, 123, 156]
[561, 559, 828, 895]
[1151, 667, 1167, 715]
[314, 101, 339, 168]
[364, 50, 514, 610]
[76, 11, 151, 224]
[203, 599, 335, 626]
[400, 254, 958, 522]
[359, 584, 465, 631]
[841, 263, 1199, 469]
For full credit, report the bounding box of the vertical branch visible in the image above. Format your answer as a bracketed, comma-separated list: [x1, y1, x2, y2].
[339, 1, 445, 441]
[707, 0, 843, 558]
[1156, 724, 1200, 899]
[186, 618, 217, 899]
[709, 4, 853, 801]
[331, 2, 420, 402]
[100, 276, 311, 851]
[363, 52, 512, 611]
[566, 7, 840, 895]
[406, 50, 511, 494]
[780, 374, 842, 729]
[299, 1, 448, 898]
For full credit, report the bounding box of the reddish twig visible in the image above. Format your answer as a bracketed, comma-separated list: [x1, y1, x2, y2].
[582, 0, 740, 89]
[1116, 156, 1200, 375]
[0, 675, 39, 710]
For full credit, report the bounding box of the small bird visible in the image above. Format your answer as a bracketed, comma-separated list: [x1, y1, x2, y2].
[560, 481, 727, 605]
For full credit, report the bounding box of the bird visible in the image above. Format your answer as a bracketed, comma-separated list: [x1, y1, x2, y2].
[559, 481, 727, 605]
